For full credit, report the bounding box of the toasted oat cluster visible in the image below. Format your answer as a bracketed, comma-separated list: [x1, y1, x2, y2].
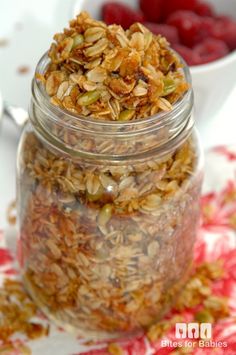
[0, 279, 49, 343]
[40, 12, 188, 120]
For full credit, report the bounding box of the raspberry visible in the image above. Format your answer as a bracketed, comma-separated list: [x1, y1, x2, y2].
[163, 0, 198, 19]
[139, 0, 164, 22]
[172, 44, 201, 66]
[144, 23, 179, 44]
[194, 38, 229, 64]
[166, 10, 201, 47]
[194, 1, 214, 17]
[216, 15, 231, 22]
[212, 17, 236, 51]
[194, 17, 215, 44]
[102, 2, 144, 29]
[200, 17, 215, 35]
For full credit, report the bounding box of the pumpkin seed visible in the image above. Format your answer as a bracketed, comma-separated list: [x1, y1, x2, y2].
[77, 90, 101, 106]
[195, 309, 214, 323]
[118, 109, 135, 121]
[72, 34, 84, 48]
[86, 185, 104, 202]
[97, 204, 112, 226]
[162, 77, 176, 96]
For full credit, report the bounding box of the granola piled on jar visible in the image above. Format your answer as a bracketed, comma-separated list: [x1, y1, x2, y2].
[17, 12, 202, 338]
[39, 12, 188, 120]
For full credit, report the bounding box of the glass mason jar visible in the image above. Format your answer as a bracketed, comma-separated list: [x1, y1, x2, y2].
[17, 53, 203, 339]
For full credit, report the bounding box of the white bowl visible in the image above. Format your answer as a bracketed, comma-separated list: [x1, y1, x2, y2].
[73, 0, 236, 122]
[190, 0, 236, 123]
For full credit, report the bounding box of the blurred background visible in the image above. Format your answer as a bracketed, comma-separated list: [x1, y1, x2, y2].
[0, 0, 236, 227]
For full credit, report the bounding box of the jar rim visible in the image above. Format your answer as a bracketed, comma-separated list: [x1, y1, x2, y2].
[32, 51, 193, 132]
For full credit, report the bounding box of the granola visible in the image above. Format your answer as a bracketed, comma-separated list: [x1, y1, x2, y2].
[18, 130, 202, 337]
[17, 12, 202, 339]
[17, 65, 30, 75]
[0, 279, 49, 343]
[39, 12, 188, 121]
[147, 261, 229, 342]
[0, 261, 229, 353]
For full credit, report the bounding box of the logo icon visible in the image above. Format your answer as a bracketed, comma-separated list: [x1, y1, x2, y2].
[176, 323, 212, 339]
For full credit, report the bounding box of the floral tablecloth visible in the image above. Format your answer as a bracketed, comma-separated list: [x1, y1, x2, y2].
[0, 145, 236, 355]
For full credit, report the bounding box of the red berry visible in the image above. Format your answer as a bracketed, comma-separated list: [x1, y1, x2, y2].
[166, 10, 201, 47]
[194, 38, 229, 64]
[102, 2, 144, 29]
[144, 23, 179, 44]
[173, 44, 201, 66]
[216, 15, 232, 22]
[163, 0, 198, 19]
[194, 1, 214, 17]
[194, 17, 215, 44]
[140, 0, 164, 22]
[212, 17, 236, 51]
[200, 17, 215, 35]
